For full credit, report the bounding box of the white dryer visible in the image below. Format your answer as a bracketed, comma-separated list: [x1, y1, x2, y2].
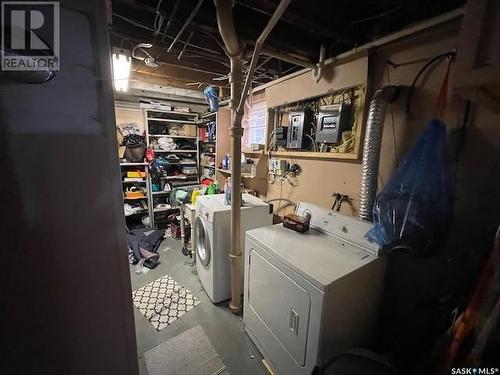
[195, 194, 272, 303]
[243, 202, 386, 375]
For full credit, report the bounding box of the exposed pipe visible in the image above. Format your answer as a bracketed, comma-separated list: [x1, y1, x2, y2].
[214, 0, 244, 314]
[178, 31, 194, 60]
[214, 0, 242, 58]
[359, 86, 400, 222]
[261, 47, 315, 69]
[112, 14, 221, 55]
[234, 0, 353, 44]
[312, 44, 325, 82]
[160, 0, 180, 41]
[253, 7, 464, 92]
[236, 0, 291, 114]
[214, 0, 291, 313]
[167, 0, 205, 53]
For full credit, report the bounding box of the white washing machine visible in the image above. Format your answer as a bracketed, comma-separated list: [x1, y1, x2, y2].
[195, 194, 273, 303]
[243, 202, 386, 375]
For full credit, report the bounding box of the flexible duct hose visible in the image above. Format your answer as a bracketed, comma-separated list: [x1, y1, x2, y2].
[359, 86, 400, 221]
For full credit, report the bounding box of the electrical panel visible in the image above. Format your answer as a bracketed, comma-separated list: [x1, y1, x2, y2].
[286, 110, 313, 149]
[275, 126, 288, 147]
[315, 104, 351, 144]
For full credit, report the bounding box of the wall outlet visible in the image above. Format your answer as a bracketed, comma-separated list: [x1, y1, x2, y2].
[269, 159, 287, 176]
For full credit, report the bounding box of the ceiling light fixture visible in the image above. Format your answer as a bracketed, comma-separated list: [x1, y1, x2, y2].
[112, 47, 131, 92]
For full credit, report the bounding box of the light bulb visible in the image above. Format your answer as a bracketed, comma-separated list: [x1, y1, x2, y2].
[112, 48, 131, 92]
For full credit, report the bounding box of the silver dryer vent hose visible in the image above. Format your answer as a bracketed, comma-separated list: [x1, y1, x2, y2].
[359, 86, 400, 222]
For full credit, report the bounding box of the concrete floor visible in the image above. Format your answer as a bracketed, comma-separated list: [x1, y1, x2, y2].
[129, 236, 267, 375]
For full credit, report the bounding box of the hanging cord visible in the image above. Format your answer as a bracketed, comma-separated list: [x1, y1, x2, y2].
[405, 51, 456, 117]
[433, 58, 452, 120]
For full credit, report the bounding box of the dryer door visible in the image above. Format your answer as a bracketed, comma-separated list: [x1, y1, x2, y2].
[195, 216, 211, 266]
[247, 249, 311, 366]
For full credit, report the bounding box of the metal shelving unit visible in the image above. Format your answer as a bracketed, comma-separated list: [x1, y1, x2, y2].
[120, 162, 152, 229]
[197, 111, 217, 181]
[144, 108, 200, 228]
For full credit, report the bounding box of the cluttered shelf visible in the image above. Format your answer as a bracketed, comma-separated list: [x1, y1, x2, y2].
[199, 111, 217, 119]
[160, 175, 198, 180]
[151, 191, 170, 195]
[116, 104, 203, 230]
[126, 209, 149, 215]
[148, 135, 197, 139]
[146, 117, 197, 124]
[153, 206, 179, 213]
[120, 162, 147, 166]
[146, 110, 197, 117]
[152, 149, 198, 153]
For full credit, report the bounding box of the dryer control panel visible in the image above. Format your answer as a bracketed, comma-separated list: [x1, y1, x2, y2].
[295, 202, 380, 256]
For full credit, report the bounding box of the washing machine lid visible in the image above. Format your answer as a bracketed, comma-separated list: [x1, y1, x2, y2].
[195, 216, 211, 266]
[246, 224, 378, 292]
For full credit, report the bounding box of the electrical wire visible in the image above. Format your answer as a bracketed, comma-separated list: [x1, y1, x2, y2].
[349, 4, 404, 25]
[330, 135, 355, 152]
[386, 64, 399, 166]
[112, 13, 221, 56]
[153, 0, 164, 33]
[305, 134, 317, 152]
[406, 51, 456, 117]
[277, 176, 283, 214]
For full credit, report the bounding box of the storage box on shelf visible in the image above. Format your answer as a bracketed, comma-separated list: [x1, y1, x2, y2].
[144, 108, 200, 228]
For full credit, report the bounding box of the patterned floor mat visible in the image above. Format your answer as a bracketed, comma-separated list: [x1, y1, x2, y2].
[144, 325, 229, 375]
[133, 275, 200, 331]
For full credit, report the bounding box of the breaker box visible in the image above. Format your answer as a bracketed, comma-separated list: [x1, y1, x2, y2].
[286, 110, 313, 149]
[315, 104, 351, 144]
[275, 126, 288, 147]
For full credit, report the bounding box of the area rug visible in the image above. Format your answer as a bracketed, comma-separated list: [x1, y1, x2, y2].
[144, 325, 229, 375]
[133, 275, 200, 331]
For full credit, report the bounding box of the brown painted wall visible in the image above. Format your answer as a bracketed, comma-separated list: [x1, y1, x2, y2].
[264, 21, 477, 217]
[262, 20, 500, 368]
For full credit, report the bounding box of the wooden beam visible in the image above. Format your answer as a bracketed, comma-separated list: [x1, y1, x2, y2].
[132, 59, 222, 85]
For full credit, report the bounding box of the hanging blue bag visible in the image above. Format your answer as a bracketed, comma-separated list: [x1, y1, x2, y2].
[366, 119, 452, 255]
[204, 86, 219, 112]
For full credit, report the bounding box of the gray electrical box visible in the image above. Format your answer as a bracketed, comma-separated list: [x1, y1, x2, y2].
[287, 110, 313, 149]
[315, 104, 351, 144]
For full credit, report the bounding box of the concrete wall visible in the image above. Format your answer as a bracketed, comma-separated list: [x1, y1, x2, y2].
[0, 1, 138, 374]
